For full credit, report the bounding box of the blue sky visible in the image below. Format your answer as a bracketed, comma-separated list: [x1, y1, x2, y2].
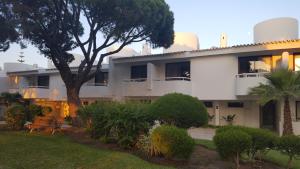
[1, 0, 300, 68]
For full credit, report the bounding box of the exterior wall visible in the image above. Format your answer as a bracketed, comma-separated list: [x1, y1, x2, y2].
[278, 98, 300, 135]
[214, 101, 260, 128]
[191, 55, 237, 100]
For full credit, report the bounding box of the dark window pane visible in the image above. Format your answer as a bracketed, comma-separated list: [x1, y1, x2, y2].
[228, 102, 244, 108]
[131, 65, 147, 80]
[95, 72, 108, 86]
[238, 56, 272, 74]
[37, 76, 49, 87]
[165, 61, 190, 80]
[203, 101, 213, 108]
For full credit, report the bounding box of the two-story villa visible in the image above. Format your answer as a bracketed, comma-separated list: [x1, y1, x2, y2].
[2, 17, 300, 135]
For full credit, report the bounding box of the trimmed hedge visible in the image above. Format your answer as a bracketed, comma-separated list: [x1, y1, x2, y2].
[216, 125, 278, 160]
[213, 129, 252, 168]
[151, 125, 195, 159]
[148, 93, 208, 128]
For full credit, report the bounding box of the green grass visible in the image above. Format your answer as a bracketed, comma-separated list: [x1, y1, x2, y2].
[263, 150, 300, 169]
[195, 138, 300, 169]
[0, 132, 173, 169]
[194, 139, 216, 150]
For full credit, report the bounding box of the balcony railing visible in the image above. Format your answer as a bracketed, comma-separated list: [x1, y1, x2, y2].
[123, 78, 147, 82]
[27, 85, 49, 89]
[235, 73, 268, 95]
[235, 72, 268, 78]
[85, 83, 108, 86]
[164, 77, 191, 81]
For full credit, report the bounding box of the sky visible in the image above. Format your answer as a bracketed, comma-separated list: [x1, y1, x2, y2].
[1, 0, 300, 68]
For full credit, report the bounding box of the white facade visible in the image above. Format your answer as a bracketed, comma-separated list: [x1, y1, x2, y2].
[2, 18, 300, 135]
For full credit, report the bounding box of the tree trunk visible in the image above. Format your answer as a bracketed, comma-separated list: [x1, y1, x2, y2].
[283, 97, 294, 135]
[66, 86, 81, 118]
[235, 152, 240, 169]
[287, 156, 293, 169]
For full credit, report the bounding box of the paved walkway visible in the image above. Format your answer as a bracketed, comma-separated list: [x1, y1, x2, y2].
[187, 127, 216, 140]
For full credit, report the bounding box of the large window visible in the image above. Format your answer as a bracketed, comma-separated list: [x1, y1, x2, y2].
[95, 72, 108, 86]
[165, 61, 190, 81]
[294, 55, 300, 71]
[238, 56, 272, 74]
[37, 76, 49, 88]
[131, 65, 147, 80]
[296, 101, 300, 120]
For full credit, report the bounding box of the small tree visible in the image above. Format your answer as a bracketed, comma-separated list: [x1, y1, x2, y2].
[277, 135, 300, 169]
[250, 68, 300, 135]
[2, 0, 174, 117]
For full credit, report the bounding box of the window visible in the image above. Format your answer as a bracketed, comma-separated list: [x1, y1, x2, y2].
[296, 101, 300, 120]
[294, 55, 300, 71]
[228, 102, 244, 108]
[238, 56, 272, 74]
[203, 101, 213, 108]
[95, 72, 108, 86]
[37, 76, 49, 88]
[165, 61, 190, 80]
[131, 65, 147, 80]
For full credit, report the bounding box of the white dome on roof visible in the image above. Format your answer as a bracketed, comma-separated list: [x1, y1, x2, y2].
[163, 32, 199, 53]
[254, 17, 299, 43]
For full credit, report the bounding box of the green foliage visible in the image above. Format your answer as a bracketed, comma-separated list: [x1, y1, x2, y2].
[276, 135, 300, 169]
[151, 125, 195, 159]
[250, 68, 300, 135]
[1, 92, 22, 106]
[0, 2, 19, 52]
[148, 93, 208, 128]
[213, 129, 252, 168]
[243, 127, 278, 160]
[222, 114, 236, 124]
[216, 125, 278, 160]
[78, 102, 152, 148]
[26, 104, 44, 122]
[5, 104, 26, 130]
[250, 69, 300, 104]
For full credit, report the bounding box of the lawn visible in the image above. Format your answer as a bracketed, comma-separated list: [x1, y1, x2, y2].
[0, 132, 173, 169]
[195, 138, 300, 169]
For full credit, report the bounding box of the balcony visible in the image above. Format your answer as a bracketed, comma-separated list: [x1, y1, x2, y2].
[80, 83, 111, 98]
[21, 86, 50, 99]
[122, 77, 192, 97]
[235, 73, 268, 95]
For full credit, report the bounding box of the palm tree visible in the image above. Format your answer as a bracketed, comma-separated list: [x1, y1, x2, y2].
[250, 68, 300, 135]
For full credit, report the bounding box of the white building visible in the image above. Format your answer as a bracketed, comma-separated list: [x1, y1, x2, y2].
[1, 17, 300, 135]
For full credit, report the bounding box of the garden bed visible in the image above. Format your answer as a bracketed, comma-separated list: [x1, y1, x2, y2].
[64, 127, 284, 169]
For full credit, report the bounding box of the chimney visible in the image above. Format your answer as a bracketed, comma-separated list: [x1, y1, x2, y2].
[141, 43, 151, 55]
[220, 33, 228, 48]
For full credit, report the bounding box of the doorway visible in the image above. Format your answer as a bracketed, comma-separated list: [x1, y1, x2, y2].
[260, 101, 277, 131]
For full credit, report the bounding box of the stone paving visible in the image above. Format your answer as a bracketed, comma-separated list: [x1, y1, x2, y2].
[187, 127, 216, 140]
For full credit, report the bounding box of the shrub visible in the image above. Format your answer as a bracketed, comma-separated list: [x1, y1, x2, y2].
[243, 128, 278, 160]
[276, 135, 300, 169]
[26, 104, 44, 122]
[151, 125, 195, 159]
[213, 130, 252, 168]
[216, 125, 278, 160]
[5, 104, 26, 130]
[78, 102, 152, 148]
[148, 93, 208, 128]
